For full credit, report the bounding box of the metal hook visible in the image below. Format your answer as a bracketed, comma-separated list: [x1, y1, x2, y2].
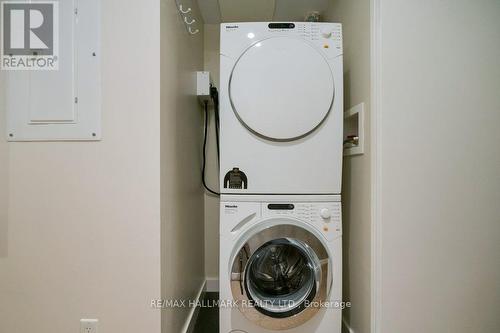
[184, 16, 196, 25]
[188, 27, 199, 35]
[179, 4, 191, 14]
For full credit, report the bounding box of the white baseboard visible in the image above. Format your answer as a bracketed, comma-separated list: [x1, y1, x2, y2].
[182, 280, 206, 333]
[342, 318, 355, 333]
[205, 278, 219, 292]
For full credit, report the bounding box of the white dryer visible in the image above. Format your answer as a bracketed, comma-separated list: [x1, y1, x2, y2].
[220, 22, 343, 195]
[219, 195, 342, 333]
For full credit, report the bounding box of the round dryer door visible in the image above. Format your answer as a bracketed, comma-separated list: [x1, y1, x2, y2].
[230, 221, 331, 330]
[229, 37, 335, 141]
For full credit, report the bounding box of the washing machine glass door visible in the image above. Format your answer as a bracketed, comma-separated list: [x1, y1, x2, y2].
[229, 37, 335, 141]
[231, 222, 331, 330]
[245, 238, 320, 316]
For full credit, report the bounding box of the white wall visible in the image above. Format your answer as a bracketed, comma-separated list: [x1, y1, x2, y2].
[160, 0, 207, 332]
[375, 1, 500, 332]
[325, 1, 372, 332]
[0, 67, 7, 258]
[203, 24, 221, 282]
[0, 1, 161, 333]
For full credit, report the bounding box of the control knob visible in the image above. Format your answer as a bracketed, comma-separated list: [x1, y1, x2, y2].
[321, 30, 333, 38]
[320, 208, 331, 219]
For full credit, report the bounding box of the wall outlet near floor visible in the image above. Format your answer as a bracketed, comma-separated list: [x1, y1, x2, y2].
[80, 319, 98, 333]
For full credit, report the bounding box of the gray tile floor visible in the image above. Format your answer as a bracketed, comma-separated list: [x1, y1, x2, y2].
[193, 292, 219, 333]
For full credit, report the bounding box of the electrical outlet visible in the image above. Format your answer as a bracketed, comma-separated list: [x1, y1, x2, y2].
[80, 319, 98, 333]
[196, 71, 212, 104]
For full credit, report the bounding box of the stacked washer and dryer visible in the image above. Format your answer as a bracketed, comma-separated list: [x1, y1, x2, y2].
[218, 22, 343, 333]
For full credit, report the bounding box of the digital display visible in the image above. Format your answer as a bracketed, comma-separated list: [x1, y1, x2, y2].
[268, 23, 295, 29]
[268, 204, 295, 210]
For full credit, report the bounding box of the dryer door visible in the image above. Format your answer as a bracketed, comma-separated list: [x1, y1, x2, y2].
[230, 221, 331, 330]
[229, 37, 335, 141]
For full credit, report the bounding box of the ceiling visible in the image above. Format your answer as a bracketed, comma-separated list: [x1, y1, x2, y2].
[196, 0, 330, 24]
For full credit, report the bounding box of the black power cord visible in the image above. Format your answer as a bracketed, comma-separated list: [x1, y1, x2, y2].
[210, 84, 220, 160]
[202, 99, 220, 196]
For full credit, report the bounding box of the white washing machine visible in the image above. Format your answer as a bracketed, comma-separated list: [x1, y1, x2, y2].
[219, 195, 342, 333]
[220, 22, 343, 195]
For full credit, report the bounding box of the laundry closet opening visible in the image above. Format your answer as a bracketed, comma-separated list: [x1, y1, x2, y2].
[197, 1, 371, 332]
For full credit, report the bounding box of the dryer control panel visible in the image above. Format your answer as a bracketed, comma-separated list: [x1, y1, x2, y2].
[268, 22, 343, 52]
[263, 202, 342, 241]
[221, 22, 343, 60]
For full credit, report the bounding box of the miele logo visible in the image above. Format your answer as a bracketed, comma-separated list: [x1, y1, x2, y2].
[225, 205, 238, 208]
[225, 25, 239, 29]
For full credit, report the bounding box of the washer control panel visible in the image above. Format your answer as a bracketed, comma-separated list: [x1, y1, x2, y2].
[262, 202, 342, 240]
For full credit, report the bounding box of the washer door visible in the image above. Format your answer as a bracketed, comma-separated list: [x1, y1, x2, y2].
[231, 222, 331, 330]
[229, 37, 335, 141]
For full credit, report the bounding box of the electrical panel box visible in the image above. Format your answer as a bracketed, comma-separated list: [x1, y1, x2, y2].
[5, 0, 101, 141]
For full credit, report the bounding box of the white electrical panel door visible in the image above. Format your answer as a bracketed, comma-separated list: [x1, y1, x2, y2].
[29, 1, 75, 124]
[6, 0, 101, 141]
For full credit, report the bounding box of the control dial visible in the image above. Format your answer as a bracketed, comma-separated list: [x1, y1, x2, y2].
[321, 30, 333, 38]
[320, 208, 331, 219]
